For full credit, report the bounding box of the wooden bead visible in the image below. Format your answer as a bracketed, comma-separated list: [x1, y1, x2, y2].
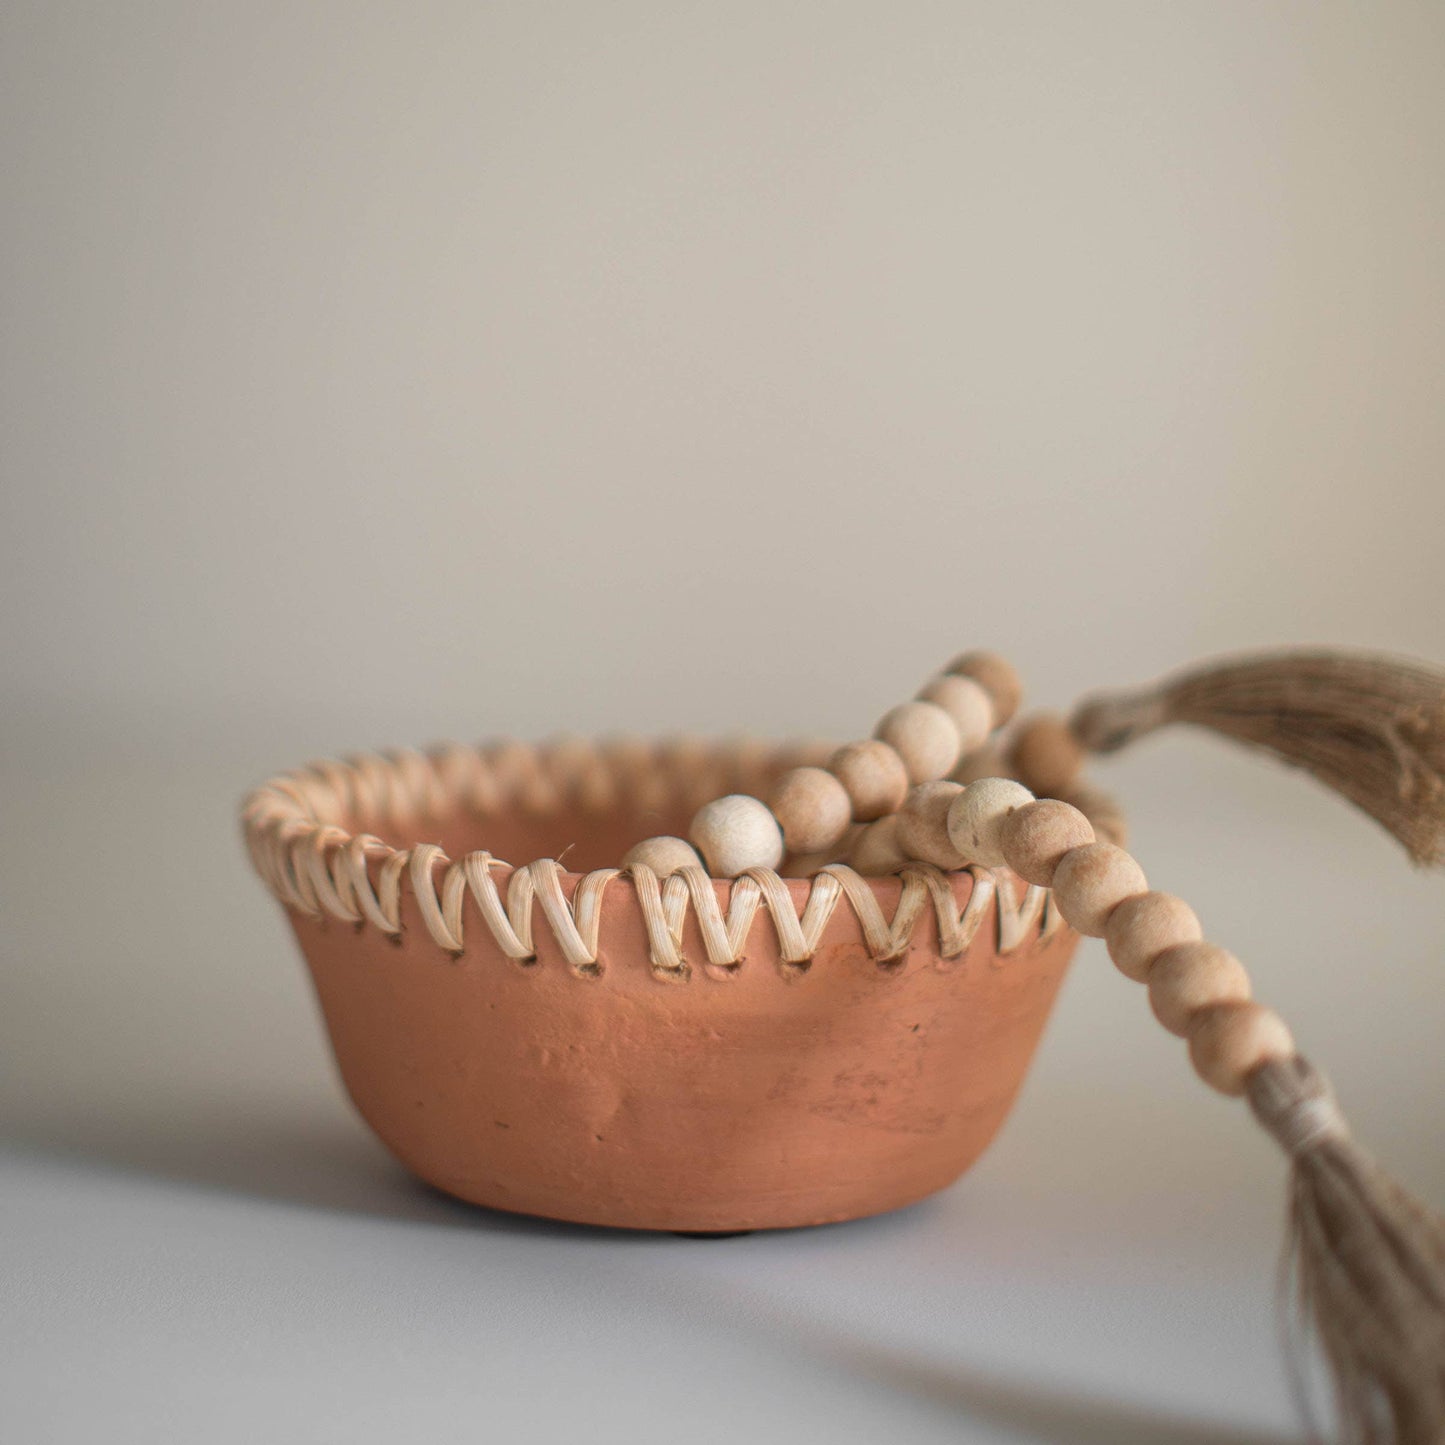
[828, 740, 909, 822]
[621, 835, 702, 877]
[1147, 942, 1252, 1036]
[1067, 784, 1129, 848]
[769, 766, 852, 854]
[999, 799, 1095, 887]
[946, 650, 1023, 727]
[1009, 713, 1086, 798]
[1188, 1002, 1296, 1097]
[874, 702, 961, 785]
[1105, 892, 1202, 982]
[850, 815, 909, 876]
[780, 832, 857, 878]
[916, 675, 994, 753]
[688, 795, 784, 878]
[1050, 842, 1148, 936]
[951, 740, 1008, 785]
[945, 777, 1035, 867]
[896, 782, 968, 869]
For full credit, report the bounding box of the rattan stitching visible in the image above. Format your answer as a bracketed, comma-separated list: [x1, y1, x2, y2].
[241, 739, 1068, 974]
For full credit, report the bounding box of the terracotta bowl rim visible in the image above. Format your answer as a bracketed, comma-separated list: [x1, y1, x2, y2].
[241, 735, 1068, 977]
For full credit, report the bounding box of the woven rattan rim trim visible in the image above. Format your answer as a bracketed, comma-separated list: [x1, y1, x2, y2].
[241, 738, 1066, 975]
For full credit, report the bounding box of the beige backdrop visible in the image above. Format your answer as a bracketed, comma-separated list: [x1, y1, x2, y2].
[3, 2, 1443, 759]
[4, 10, 1445, 1441]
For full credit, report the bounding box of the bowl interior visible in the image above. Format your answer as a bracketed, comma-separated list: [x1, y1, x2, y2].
[338, 739, 826, 874]
[369, 801, 697, 875]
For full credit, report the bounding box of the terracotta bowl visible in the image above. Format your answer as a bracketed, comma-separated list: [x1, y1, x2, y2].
[242, 739, 1078, 1232]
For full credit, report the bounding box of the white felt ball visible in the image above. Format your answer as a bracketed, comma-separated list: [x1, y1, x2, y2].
[688, 794, 785, 878]
[946, 777, 1035, 867]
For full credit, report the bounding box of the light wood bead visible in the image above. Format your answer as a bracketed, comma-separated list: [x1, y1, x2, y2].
[1147, 942, 1253, 1036]
[1188, 1001, 1296, 1097]
[916, 675, 994, 753]
[946, 650, 1023, 727]
[828, 740, 910, 822]
[1067, 785, 1129, 848]
[874, 702, 962, 785]
[999, 799, 1095, 887]
[1009, 713, 1087, 798]
[1050, 842, 1148, 936]
[769, 766, 852, 854]
[951, 740, 1009, 785]
[780, 829, 858, 878]
[896, 782, 968, 870]
[688, 794, 784, 878]
[1105, 892, 1202, 982]
[850, 815, 909, 876]
[621, 835, 702, 877]
[946, 777, 1035, 867]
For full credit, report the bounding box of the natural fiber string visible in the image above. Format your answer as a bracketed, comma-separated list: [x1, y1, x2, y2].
[1071, 649, 1445, 866]
[1066, 647, 1445, 1445]
[1250, 1059, 1445, 1445]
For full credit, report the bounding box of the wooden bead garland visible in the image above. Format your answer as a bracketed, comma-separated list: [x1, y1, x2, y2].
[628, 643, 1307, 1114]
[950, 783, 1298, 1099]
[917, 653, 1445, 1440]
[628, 654, 1020, 877]
[631, 650, 1292, 1109]
[870, 760, 1299, 1106]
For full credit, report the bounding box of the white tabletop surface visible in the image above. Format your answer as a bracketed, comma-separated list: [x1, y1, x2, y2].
[5, 735, 1444, 1445]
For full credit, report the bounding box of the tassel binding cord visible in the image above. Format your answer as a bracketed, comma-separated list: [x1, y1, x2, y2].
[1067, 648, 1445, 1444]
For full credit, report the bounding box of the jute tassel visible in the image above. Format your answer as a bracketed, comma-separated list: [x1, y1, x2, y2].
[1069, 648, 1445, 1443]
[1248, 1058, 1445, 1445]
[1069, 649, 1445, 866]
